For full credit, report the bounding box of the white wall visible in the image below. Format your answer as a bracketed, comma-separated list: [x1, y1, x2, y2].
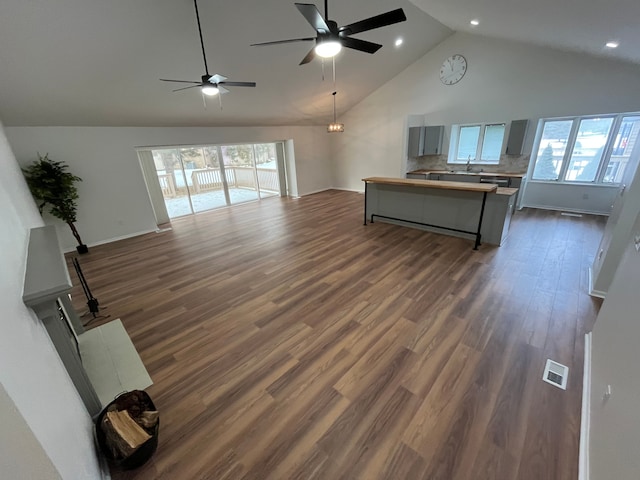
[589, 208, 640, 479]
[332, 32, 640, 196]
[591, 141, 640, 295]
[0, 122, 102, 478]
[6, 125, 331, 251]
[0, 384, 60, 479]
[522, 182, 618, 215]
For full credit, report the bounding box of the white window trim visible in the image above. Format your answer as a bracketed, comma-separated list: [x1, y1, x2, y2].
[448, 123, 506, 165]
[529, 112, 640, 185]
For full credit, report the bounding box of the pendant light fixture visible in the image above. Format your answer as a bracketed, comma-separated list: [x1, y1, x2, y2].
[327, 91, 344, 133]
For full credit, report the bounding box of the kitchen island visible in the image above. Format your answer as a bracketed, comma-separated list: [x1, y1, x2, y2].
[363, 177, 518, 249]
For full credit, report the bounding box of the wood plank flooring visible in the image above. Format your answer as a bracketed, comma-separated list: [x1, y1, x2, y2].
[68, 190, 605, 480]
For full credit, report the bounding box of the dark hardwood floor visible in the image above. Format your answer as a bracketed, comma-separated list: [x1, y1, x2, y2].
[68, 190, 605, 480]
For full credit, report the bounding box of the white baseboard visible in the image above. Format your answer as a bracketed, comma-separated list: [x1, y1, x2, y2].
[588, 267, 606, 298]
[520, 203, 610, 216]
[299, 187, 332, 196]
[579, 332, 592, 480]
[62, 228, 158, 253]
[331, 187, 365, 194]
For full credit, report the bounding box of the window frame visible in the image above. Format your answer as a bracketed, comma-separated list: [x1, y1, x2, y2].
[530, 112, 639, 185]
[449, 122, 506, 165]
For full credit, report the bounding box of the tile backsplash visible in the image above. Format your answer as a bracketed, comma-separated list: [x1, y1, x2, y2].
[408, 154, 530, 174]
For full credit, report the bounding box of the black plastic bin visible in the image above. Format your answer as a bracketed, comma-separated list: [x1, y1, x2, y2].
[95, 390, 159, 470]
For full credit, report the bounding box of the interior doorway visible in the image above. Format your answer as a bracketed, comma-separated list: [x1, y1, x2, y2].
[142, 142, 283, 219]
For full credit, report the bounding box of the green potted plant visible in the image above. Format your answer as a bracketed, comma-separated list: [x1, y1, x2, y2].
[23, 153, 89, 254]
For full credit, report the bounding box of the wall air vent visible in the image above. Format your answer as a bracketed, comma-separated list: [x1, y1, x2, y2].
[543, 359, 568, 390]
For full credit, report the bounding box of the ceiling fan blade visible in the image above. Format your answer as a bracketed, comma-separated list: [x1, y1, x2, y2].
[172, 84, 204, 92]
[251, 37, 315, 47]
[208, 74, 227, 84]
[160, 79, 201, 84]
[299, 47, 316, 65]
[339, 8, 406, 36]
[295, 3, 330, 33]
[219, 81, 256, 87]
[340, 36, 382, 54]
[218, 86, 230, 95]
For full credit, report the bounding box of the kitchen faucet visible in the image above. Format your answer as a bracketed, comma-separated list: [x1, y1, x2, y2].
[466, 155, 473, 172]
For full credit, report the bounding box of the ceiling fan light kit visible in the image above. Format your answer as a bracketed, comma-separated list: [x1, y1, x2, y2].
[159, 0, 256, 105]
[315, 39, 342, 58]
[201, 85, 219, 96]
[251, 1, 406, 65]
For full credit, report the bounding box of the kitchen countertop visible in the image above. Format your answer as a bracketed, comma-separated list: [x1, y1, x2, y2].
[363, 177, 518, 197]
[408, 169, 526, 178]
[495, 187, 519, 196]
[363, 177, 498, 193]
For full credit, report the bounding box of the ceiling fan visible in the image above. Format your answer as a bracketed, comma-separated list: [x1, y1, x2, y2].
[251, 0, 406, 65]
[160, 0, 256, 99]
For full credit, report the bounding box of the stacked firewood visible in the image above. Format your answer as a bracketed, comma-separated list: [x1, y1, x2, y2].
[100, 390, 159, 460]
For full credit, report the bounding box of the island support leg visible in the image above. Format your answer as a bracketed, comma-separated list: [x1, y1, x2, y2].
[363, 182, 368, 225]
[474, 192, 488, 250]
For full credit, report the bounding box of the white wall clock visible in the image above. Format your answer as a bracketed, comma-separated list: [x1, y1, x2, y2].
[440, 54, 467, 85]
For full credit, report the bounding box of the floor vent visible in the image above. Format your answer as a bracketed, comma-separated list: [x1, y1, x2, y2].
[543, 359, 568, 390]
[561, 212, 583, 218]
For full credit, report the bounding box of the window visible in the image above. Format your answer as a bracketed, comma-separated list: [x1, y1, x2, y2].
[604, 115, 640, 183]
[450, 123, 505, 164]
[531, 113, 640, 184]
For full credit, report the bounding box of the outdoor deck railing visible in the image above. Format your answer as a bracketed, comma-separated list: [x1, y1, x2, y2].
[190, 167, 279, 194]
[158, 173, 177, 197]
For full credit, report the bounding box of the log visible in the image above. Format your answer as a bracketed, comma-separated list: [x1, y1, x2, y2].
[137, 411, 159, 429]
[102, 410, 151, 459]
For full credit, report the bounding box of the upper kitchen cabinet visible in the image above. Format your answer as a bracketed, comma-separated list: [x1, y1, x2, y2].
[408, 126, 444, 157]
[505, 119, 529, 155]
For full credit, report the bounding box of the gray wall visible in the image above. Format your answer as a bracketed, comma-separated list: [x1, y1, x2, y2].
[590, 141, 640, 294]
[589, 208, 640, 478]
[0, 384, 60, 479]
[521, 182, 618, 215]
[331, 32, 640, 213]
[6, 125, 332, 251]
[0, 121, 102, 479]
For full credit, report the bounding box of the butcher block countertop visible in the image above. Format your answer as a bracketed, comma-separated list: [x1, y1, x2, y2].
[363, 177, 497, 193]
[495, 187, 519, 196]
[407, 169, 526, 178]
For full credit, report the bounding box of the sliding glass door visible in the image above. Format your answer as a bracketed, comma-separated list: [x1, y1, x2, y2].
[221, 145, 260, 204]
[149, 142, 282, 219]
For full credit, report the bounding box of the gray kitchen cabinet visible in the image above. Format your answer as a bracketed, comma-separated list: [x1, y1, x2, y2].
[407, 126, 444, 156]
[423, 126, 444, 155]
[505, 119, 529, 155]
[509, 177, 522, 189]
[440, 174, 480, 183]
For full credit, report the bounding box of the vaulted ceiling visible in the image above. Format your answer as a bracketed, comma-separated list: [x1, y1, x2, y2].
[0, 0, 636, 127]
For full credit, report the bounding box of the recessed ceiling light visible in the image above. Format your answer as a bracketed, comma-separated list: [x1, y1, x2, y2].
[605, 41, 619, 48]
[395, 38, 403, 47]
[470, 19, 480, 26]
